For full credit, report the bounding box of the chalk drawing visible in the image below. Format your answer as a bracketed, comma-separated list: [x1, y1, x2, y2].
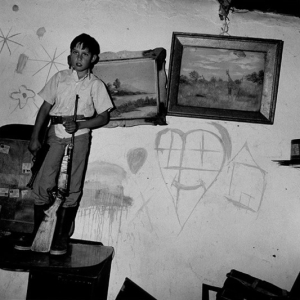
[30, 46, 66, 84]
[155, 127, 229, 233]
[126, 147, 156, 233]
[0, 28, 22, 55]
[225, 142, 267, 212]
[9, 85, 38, 112]
[16, 53, 28, 73]
[127, 148, 147, 174]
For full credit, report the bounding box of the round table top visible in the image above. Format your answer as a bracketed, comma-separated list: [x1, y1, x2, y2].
[0, 237, 114, 273]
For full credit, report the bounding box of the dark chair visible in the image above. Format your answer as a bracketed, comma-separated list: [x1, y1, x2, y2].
[202, 271, 300, 300]
[202, 284, 222, 300]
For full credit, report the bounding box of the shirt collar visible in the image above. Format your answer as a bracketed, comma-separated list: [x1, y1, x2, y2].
[72, 69, 91, 82]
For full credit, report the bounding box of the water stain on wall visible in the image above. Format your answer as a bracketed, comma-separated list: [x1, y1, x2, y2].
[75, 161, 132, 244]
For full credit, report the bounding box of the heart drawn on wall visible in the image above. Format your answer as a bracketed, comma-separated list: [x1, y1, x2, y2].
[155, 128, 227, 233]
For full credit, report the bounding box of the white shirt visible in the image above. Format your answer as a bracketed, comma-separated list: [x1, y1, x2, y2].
[38, 69, 113, 138]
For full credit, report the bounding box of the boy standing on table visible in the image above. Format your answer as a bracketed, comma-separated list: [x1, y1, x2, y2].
[15, 33, 113, 255]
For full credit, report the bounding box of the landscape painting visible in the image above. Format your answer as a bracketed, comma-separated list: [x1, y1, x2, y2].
[179, 47, 265, 112]
[167, 32, 283, 124]
[93, 58, 158, 120]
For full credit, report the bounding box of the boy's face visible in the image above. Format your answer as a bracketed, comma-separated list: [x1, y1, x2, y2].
[70, 43, 97, 75]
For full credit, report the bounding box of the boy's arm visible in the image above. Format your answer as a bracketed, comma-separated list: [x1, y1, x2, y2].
[63, 110, 109, 134]
[29, 100, 52, 156]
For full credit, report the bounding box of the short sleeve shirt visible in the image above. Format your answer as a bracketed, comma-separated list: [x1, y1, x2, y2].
[38, 69, 113, 138]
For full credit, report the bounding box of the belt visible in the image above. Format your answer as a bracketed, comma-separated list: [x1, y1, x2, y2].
[50, 115, 89, 125]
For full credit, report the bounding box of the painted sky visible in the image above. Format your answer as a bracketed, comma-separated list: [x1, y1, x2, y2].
[94, 58, 156, 93]
[180, 47, 265, 81]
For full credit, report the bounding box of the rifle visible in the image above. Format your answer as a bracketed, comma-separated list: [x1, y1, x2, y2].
[31, 95, 79, 253]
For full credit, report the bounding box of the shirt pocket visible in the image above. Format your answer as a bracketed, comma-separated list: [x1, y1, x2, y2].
[82, 94, 95, 117]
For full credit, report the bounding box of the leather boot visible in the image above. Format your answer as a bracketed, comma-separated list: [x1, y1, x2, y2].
[50, 206, 78, 255]
[14, 204, 47, 251]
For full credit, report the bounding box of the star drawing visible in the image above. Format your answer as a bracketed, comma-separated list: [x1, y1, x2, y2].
[30, 45, 67, 83]
[0, 28, 23, 55]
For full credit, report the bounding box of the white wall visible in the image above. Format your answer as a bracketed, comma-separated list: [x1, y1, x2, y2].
[1, 0, 300, 299]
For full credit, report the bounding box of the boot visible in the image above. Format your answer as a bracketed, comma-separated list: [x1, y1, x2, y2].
[50, 206, 78, 255]
[14, 204, 47, 251]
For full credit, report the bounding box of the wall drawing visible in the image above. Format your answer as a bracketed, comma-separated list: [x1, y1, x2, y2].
[126, 147, 156, 232]
[0, 28, 22, 55]
[225, 142, 267, 212]
[9, 85, 38, 113]
[30, 46, 67, 84]
[155, 126, 230, 233]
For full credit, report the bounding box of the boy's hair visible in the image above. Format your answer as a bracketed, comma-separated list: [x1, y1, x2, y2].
[70, 33, 100, 56]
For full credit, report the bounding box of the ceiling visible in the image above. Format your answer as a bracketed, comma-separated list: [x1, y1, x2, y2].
[230, 0, 300, 18]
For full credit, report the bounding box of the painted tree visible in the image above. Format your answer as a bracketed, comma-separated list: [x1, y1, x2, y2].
[113, 78, 121, 89]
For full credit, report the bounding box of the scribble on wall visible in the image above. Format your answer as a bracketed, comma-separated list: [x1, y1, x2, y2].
[9, 85, 38, 112]
[75, 161, 132, 246]
[0, 28, 22, 55]
[155, 127, 230, 233]
[30, 46, 66, 84]
[127, 148, 147, 174]
[126, 147, 156, 232]
[225, 142, 267, 212]
[16, 54, 28, 73]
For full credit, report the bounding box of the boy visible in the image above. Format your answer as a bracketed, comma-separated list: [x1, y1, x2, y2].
[15, 33, 113, 255]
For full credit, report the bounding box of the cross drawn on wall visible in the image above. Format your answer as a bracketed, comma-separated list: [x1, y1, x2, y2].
[0, 28, 23, 55]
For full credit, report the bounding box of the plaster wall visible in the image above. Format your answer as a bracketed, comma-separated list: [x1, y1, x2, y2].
[0, 0, 300, 299]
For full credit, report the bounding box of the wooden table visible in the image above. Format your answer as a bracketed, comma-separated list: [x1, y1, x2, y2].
[0, 236, 114, 300]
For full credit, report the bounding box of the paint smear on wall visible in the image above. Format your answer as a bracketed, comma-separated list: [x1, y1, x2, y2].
[127, 147, 147, 174]
[75, 161, 133, 244]
[36, 27, 46, 39]
[16, 54, 28, 74]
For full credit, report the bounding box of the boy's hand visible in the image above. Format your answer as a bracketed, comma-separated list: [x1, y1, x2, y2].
[28, 138, 42, 157]
[63, 120, 78, 134]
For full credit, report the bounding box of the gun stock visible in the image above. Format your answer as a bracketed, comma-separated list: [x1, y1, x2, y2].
[31, 191, 63, 253]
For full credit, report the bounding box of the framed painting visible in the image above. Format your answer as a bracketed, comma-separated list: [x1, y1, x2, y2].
[94, 48, 167, 127]
[167, 32, 284, 124]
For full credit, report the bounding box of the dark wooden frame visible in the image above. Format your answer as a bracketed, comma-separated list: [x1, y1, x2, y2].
[167, 32, 283, 124]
